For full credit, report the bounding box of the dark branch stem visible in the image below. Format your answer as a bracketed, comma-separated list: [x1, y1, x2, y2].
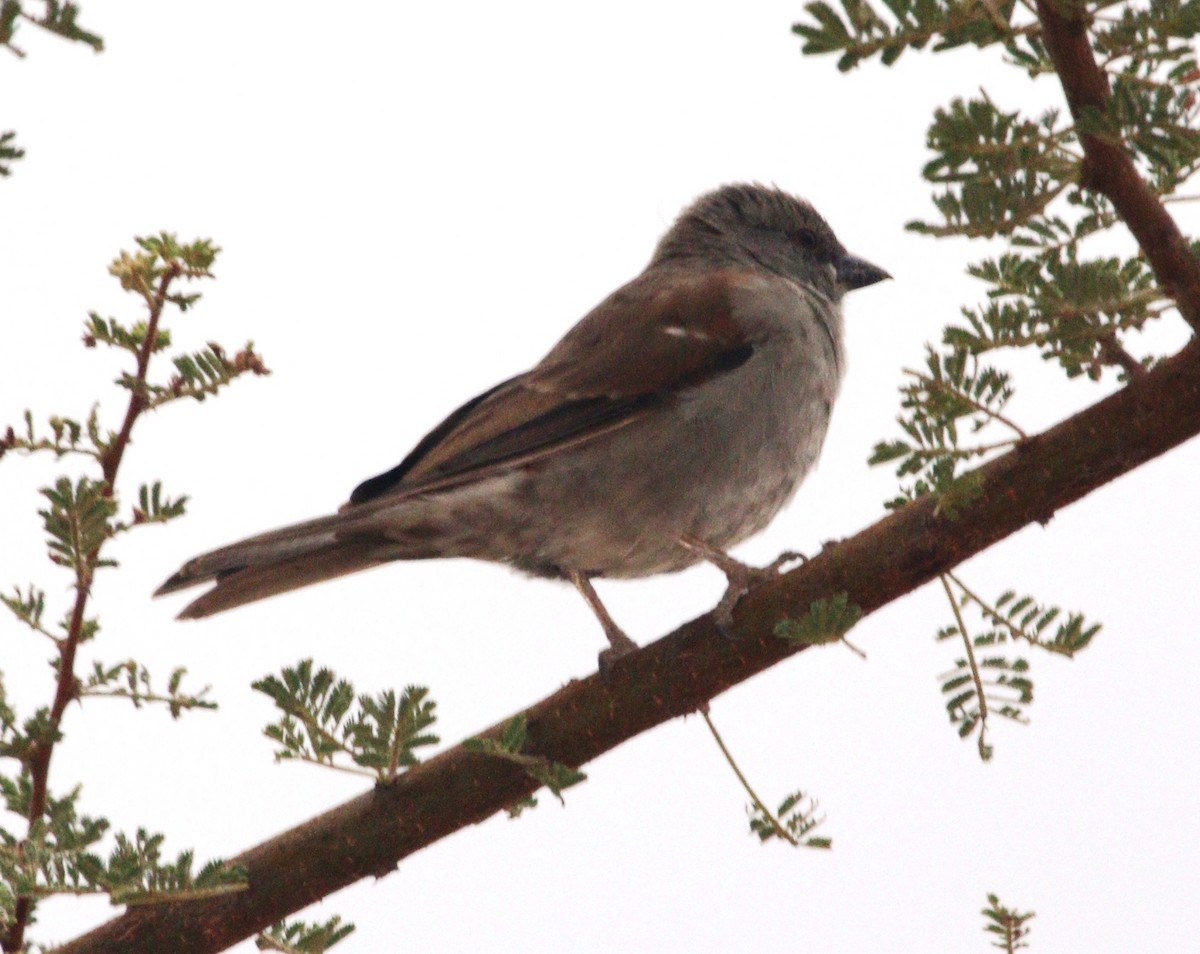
[4, 265, 181, 953]
[55, 329, 1200, 954]
[1035, 0, 1200, 328]
[99, 263, 180, 489]
[1097, 331, 1147, 379]
[701, 709, 797, 846]
[5, 565, 92, 953]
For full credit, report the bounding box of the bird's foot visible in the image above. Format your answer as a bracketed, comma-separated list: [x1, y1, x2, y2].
[679, 537, 807, 638]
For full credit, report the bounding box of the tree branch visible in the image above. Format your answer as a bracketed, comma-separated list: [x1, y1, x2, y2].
[6, 261, 186, 954]
[54, 326, 1200, 954]
[48, 28, 1200, 944]
[1036, 0, 1200, 328]
[98, 262, 180, 488]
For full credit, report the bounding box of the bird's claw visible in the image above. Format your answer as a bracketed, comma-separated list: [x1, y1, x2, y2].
[680, 537, 808, 638]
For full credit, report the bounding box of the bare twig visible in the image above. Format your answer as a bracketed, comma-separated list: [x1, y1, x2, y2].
[701, 709, 797, 846]
[940, 574, 990, 760]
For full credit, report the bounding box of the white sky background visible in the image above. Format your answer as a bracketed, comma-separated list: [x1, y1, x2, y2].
[3, 2, 1199, 951]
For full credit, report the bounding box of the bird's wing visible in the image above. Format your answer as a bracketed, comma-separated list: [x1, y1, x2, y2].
[347, 267, 760, 505]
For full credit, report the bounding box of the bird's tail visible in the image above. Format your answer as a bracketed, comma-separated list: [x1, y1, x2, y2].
[155, 509, 419, 619]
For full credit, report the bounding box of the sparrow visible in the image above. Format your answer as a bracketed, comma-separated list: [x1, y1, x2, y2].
[156, 183, 889, 663]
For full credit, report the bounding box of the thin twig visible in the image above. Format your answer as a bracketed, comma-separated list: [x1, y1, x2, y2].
[945, 569, 1081, 659]
[939, 574, 990, 759]
[841, 636, 868, 659]
[99, 263, 181, 488]
[903, 368, 1030, 439]
[78, 688, 211, 709]
[700, 708, 797, 846]
[1097, 332, 1148, 379]
[903, 440, 1023, 461]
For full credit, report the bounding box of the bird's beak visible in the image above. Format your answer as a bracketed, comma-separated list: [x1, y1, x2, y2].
[837, 255, 891, 291]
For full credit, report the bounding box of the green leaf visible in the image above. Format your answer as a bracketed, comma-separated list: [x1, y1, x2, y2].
[102, 828, 246, 905]
[937, 574, 1102, 759]
[254, 660, 438, 781]
[1, 584, 47, 634]
[256, 916, 356, 953]
[79, 661, 215, 718]
[0, 129, 24, 176]
[466, 715, 587, 809]
[749, 790, 831, 849]
[130, 481, 189, 526]
[982, 892, 1035, 950]
[38, 476, 118, 573]
[775, 593, 863, 646]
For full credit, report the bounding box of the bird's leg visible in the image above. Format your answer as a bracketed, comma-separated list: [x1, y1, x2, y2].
[679, 536, 806, 637]
[569, 570, 639, 669]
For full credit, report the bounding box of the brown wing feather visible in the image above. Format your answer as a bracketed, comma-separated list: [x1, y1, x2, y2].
[349, 268, 756, 504]
[530, 267, 750, 397]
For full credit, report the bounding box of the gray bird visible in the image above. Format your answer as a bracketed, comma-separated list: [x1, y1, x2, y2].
[156, 184, 889, 661]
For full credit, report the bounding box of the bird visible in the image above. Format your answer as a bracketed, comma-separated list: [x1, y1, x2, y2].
[156, 183, 889, 664]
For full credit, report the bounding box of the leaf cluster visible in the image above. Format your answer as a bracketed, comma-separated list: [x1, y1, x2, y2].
[0, 130, 22, 177]
[982, 892, 1035, 951]
[257, 916, 356, 953]
[79, 661, 214, 718]
[0, 1, 103, 56]
[794, 0, 1033, 72]
[254, 660, 439, 782]
[794, 0, 1189, 759]
[0, 777, 244, 927]
[465, 715, 587, 814]
[0, 0, 102, 60]
[1, 237, 268, 470]
[106, 232, 217, 299]
[749, 791, 832, 850]
[869, 348, 1019, 512]
[794, 0, 1198, 507]
[1, 1, 103, 178]
[937, 574, 1100, 759]
[38, 476, 117, 577]
[775, 593, 864, 646]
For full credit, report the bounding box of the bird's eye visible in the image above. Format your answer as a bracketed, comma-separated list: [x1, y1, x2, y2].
[793, 229, 818, 250]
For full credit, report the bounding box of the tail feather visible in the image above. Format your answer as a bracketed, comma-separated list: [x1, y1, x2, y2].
[172, 540, 391, 619]
[155, 509, 418, 619]
[155, 512, 354, 596]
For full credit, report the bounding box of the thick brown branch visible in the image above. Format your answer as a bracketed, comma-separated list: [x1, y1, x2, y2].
[54, 330, 1200, 954]
[1036, 0, 1200, 328]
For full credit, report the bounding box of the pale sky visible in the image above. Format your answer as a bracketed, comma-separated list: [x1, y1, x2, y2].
[3, 3, 1199, 952]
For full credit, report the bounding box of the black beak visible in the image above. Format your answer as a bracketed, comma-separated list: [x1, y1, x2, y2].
[837, 254, 891, 291]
